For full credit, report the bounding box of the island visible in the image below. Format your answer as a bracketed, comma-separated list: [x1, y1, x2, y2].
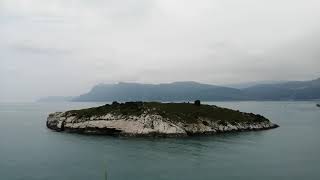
[46, 101, 279, 137]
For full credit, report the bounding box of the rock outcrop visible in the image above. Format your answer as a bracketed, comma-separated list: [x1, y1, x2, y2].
[46, 102, 279, 137]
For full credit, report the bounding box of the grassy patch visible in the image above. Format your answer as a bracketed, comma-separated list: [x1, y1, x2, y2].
[66, 101, 269, 123]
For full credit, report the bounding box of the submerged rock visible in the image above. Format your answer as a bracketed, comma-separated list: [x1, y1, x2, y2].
[46, 102, 279, 137]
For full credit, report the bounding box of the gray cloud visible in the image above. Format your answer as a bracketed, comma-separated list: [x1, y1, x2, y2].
[0, 0, 320, 101]
[12, 43, 71, 55]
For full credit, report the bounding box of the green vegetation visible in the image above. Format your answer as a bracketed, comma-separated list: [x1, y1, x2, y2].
[67, 101, 144, 118]
[66, 101, 268, 124]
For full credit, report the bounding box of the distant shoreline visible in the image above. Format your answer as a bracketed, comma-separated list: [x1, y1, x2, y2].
[39, 78, 320, 102]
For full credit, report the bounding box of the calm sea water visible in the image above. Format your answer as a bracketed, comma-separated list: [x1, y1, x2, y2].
[0, 101, 319, 180]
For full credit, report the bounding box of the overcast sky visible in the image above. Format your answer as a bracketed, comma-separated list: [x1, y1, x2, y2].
[1, 0, 320, 102]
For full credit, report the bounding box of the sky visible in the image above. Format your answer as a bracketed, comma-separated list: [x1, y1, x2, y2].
[1, 0, 320, 102]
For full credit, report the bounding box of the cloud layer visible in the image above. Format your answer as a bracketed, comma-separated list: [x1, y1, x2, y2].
[1, 0, 320, 101]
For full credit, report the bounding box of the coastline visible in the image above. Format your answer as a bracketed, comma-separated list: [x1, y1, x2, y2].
[47, 102, 279, 137]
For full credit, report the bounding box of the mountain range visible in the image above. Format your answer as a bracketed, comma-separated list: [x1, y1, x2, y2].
[69, 78, 320, 102]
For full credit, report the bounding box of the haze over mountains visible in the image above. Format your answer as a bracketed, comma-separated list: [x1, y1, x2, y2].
[63, 78, 320, 102]
[243, 78, 320, 100]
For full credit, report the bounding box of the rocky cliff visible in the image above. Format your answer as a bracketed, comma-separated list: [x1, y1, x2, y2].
[46, 102, 279, 137]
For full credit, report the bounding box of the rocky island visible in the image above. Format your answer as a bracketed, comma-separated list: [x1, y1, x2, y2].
[47, 101, 279, 137]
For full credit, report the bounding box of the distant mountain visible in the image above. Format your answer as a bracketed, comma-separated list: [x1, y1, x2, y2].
[73, 81, 247, 102]
[71, 78, 320, 102]
[242, 78, 320, 100]
[225, 80, 288, 89]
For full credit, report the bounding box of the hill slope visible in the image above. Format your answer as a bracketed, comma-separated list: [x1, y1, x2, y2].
[71, 78, 320, 102]
[73, 82, 246, 101]
[243, 78, 320, 100]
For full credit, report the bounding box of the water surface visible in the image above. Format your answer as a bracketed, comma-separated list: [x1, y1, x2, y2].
[0, 101, 319, 180]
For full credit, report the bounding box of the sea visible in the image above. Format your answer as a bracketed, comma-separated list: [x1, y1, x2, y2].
[0, 101, 319, 180]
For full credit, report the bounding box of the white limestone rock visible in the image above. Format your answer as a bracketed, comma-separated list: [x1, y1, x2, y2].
[46, 110, 279, 137]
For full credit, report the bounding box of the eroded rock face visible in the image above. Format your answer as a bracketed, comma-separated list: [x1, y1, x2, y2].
[46, 112, 279, 137]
